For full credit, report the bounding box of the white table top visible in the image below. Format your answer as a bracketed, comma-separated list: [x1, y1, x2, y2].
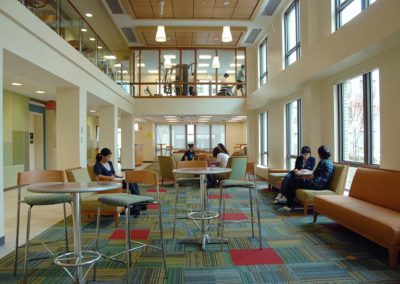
[173, 167, 232, 175]
[27, 182, 121, 194]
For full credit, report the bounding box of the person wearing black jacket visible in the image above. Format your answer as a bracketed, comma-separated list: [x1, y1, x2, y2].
[273, 146, 316, 204]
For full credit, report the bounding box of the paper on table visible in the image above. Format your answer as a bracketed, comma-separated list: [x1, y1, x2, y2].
[298, 169, 313, 175]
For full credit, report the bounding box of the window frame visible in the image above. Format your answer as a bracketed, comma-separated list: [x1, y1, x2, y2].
[259, 37, 268, 86]
[335, 0, 376, 29]
[259, 112, 268, 166]
[337, 69, 380, 166]
[285, 99, 302, 169]
[284, 0, 301, 67]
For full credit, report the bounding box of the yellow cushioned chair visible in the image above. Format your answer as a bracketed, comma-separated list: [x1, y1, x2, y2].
[296, 163, 349, 215]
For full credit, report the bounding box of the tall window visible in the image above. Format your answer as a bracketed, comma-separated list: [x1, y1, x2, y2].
[286, 99, 301, 169]
[155, 124, 226, 151]
[336, 0, 377, 29]
[284, 0, 300, 67]
[338, 69, 380, 165]
[259, 112, 268, 166]
[259, 37, 268, 86]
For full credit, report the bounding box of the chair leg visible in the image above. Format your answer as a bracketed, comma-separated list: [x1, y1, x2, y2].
[125, 207, 131, 283]
[220, 192, 227, 251]
[63, 203, 70, 252]
[313, 211, 318, 223]
[93, 205, 102, 282]
[158, 203, 168, 278]
[113, 212, 119, 228]
[248, 187, 255, 238]
[303, 202, 308, 216]
[23, 206, 33, 282]
[13, 200, 22, 276]
[253, 186, 262, 250]
[172, 183, 179, 239]
[388, 247, 398, 269]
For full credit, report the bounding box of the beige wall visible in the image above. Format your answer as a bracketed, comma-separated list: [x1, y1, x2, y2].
[87, 114, 98, 164]
[135, 122, 154, 162]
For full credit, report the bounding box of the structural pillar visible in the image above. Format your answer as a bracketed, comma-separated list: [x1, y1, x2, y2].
[98, 105, 118, 166]
[56, 87, 87, 169]
[120, 114, 135, 170]
[0, 48, 5, 245]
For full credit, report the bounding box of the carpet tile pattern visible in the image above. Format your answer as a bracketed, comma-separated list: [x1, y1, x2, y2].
[1, 177, 400, 283]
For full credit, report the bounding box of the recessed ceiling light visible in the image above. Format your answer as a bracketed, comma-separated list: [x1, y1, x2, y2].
[81, 28, 87, 32]
[89, 109, 96, 113]
[11, 82, 22, 86]
[224, 1, 230, 5]
[36, 90, 45, 94]
[197, 70, 207, 74]
[235, 55, 245, 60]
[97, 46, 103, 49]
[89, 37, 96, 41]
[199, 55, 212, 60]
[85, 13, 93, 17]
[148, 70, 158, 74]
[104, 55, 116, 60]
[198, 63, 209, 67]
[114, 63, 121, 67]
[137, 63, 145, 67]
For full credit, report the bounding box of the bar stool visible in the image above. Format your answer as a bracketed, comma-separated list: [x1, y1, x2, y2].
[218, 163, 262, 251]
[14, 170, 72, 282]
[94, 170, 167, 282]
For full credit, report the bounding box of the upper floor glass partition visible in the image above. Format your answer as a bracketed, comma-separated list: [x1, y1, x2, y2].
[18, 0, 129, 93]
[132, 48, 246, 97]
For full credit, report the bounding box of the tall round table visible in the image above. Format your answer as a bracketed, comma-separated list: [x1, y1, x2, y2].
[172, 167, 231, 250]
[28, 182, 120, 284]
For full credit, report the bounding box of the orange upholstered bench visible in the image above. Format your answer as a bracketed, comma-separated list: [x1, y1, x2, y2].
[313, 167, 400, 269]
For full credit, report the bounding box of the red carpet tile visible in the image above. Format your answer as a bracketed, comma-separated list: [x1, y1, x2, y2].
[146, 188, 167, 193]
[109, 229, 150, 240]
[208, 194, 232, 199]
[220, 212, 248, 221]
[146, 203, 159, 209]
[230, 248, 283, 265]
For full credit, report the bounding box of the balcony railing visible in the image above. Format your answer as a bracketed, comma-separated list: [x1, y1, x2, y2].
[18, 0, 130, 94]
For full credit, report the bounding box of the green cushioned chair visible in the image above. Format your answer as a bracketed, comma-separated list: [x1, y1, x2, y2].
[14, 170, 72, 282]
[94, 170, 167, 282]
[218, 159, 262, 251]
[158, 155, 175, 185]
[66, 167, 123, 227]
[296, 163, 349, 215]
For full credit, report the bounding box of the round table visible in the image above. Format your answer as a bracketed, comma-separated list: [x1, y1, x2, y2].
[28, 182, 120, 284]
[172, 167, 232, 250]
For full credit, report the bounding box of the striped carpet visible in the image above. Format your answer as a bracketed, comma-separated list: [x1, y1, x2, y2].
[1, 178, 400, 283]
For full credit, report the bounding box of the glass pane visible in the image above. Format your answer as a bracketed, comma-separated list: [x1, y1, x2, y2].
[197, 49, 216, 96]
[288, 101, 299, 157]
[133, 50, 140, 83]
[340, 0, 362, 27]
[196, 124, 210, 150]
[82, 26, 97, 65]
[155, 125, 170, 156]
[341, 75, 364, 163]
[61, 1, 81, 52]
[287, 51, 297, 66]
[369, 0, 376, 4]
[259, 112, 268, 166]
[236, 49, 246, 96]
[259, 43, 266, 76]
[371, 69, 380, 164]
[211, 125, 225, 148]
[141, 50, 159, 86]
[286, 6, 297, 50]
[161, 50, 180, 95]
[172, 125, 186, 149]
[36, 2, 57, 32]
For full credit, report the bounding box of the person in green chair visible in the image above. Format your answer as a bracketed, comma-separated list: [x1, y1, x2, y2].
[181, 143, 196, 161]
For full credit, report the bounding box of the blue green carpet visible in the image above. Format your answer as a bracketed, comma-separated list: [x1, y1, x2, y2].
[1, 180, 400, 283]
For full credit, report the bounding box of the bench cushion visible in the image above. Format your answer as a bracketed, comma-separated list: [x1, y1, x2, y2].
[315, 195, 400, 246]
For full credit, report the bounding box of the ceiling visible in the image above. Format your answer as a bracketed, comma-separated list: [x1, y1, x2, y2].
[138, 115, 247, 123]
[122, 0, 261, 20]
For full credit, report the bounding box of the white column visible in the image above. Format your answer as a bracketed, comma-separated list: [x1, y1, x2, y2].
[56, 87, 87, 169]
[120, 114, 135, 170]
[0, 48, 5, 244]
[98, 105, 118, 166]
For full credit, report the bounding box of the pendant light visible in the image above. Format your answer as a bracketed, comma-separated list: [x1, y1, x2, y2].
[221, 1, 232, 43]
[155, 0, 166, 42]
[212, 55, 220, 69]
[222, 26, 232, 42]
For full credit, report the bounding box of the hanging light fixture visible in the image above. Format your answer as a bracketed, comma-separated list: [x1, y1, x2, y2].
[212, 55, 220, 68]
[155, 0, 166, 42]
[164, 56, 172, 68]
[222, 26, 232, 42]
[221, 1, 232, 43]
